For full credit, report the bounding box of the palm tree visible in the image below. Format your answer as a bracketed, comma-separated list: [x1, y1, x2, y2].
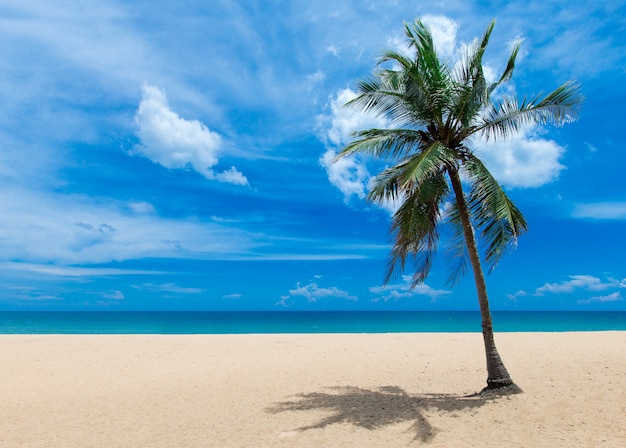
[335, 19, 581, 395]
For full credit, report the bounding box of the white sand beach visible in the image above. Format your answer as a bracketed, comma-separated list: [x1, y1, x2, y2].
[1, 332, 625, 447]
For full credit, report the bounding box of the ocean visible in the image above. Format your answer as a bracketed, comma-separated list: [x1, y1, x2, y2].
[0, 311, 625, 334]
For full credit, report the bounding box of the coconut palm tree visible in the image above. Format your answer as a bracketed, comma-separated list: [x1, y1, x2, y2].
[335, 19, 581, 394]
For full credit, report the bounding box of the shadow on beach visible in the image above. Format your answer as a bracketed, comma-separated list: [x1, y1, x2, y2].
[267, 386, 490, 443]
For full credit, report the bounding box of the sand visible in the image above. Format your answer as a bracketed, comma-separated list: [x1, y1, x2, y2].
[1, 332, 625, 447]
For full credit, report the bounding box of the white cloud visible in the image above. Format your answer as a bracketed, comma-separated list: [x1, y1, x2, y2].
[277, 281, 357, 306]
[422, 15, 459, 59]
[385, 34, 411, 64]
[290, 282, 357, 302]
[322, 88, 388, 147]
[572, 202, 626, 220]
[215, 166, 249, 186]
[535, 275, 619, 295]
[326, 45, 340, 56]
[0, 262, 163, 278]
[506, 290, 528, 302]
[318, 88, 388, 202]
[320, 149, 369, 201]
[370, 275, 451, 302]
[222, 293, 242, 300]
[127, 201, 156, 214]
[510, 275, 625, 302]
[475, 125, 566, 188]
[134, 84, 248, 185]
[0, 1, 153, 98]
[306, 70, 326, 89]
[133, 283, 206, 294]
[102, 290, 125, 300]
[577, 292, 623, 305]
[0, 188, 256, 265]
[372, 188, 405, 216]
[482, 63, 497, 84]
[18, 294, 63, 302]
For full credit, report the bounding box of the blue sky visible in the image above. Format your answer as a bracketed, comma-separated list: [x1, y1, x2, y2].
[0, 0, 625, 311]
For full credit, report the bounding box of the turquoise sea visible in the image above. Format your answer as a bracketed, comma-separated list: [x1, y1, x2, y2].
[0, 311, 625, 334]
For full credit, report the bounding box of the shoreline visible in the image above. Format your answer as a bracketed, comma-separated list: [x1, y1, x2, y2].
[2, 332, 625, 447]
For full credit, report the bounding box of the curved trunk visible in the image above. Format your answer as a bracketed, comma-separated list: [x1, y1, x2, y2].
[448, 168, 521, 394]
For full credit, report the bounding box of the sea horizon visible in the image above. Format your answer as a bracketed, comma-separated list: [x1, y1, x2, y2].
[1, 310, 625, 334]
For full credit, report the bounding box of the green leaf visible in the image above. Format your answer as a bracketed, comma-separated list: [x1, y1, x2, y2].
[476, 80, 583, 141]
[464, 156, 528, 269]
[336, 128, 424, 161]
[384, 178, 447, 285]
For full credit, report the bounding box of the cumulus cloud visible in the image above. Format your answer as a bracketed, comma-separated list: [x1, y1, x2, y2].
[318, 88, 387, 202]
[505, 289, 528, 302]
[534, 275, 620, 295]
[277, 281, 357, 307]
[475, 126, 566, 188]
[577, 291, 623, 305]
[134, 84, 248, 185]
[572, 202, 626, 220]
[320, 149, 369, 201]
[321, 88, 388, 147]
[370, 275, 451, 303]
[387, 15, 458, 62]
[422, 15, 459, 59]
[215, 166, 248, 185]
[508, 274, 626, 303]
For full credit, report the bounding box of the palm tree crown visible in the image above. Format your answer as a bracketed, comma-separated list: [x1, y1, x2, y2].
[336, 18, 582, 393]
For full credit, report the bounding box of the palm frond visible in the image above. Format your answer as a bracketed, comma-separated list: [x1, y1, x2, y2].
[447, 20, 496, 131]
[367, 143, 452, 203]
[336, 128, 424, 160]
[404, 20, 454, 126]
[404, 19, 438, 63]
[476, 80, 583, 140]
[492, 41, 520, 88]
[367, 159, 410, 203]
[383, 176, 447, 286]
[348, 77, 434, 129]
[379, 50, 413, 70]
[393, 141, 455, 185]
[347, 80, 407, 120]
[463, 156, 528, 269]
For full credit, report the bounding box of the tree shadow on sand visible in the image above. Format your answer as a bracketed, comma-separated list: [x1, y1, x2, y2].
[267, 386, 491, 443]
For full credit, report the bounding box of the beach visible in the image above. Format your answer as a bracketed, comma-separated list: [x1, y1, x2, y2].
[1, 332, 625, 447]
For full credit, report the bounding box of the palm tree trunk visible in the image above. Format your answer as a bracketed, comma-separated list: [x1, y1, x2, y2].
[448, 168, 521, 395]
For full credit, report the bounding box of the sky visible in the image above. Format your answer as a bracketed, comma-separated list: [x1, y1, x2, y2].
[0, 0, 625, 311]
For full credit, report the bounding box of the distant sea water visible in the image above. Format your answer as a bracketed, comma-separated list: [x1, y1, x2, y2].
[0, 311, 625, 334]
